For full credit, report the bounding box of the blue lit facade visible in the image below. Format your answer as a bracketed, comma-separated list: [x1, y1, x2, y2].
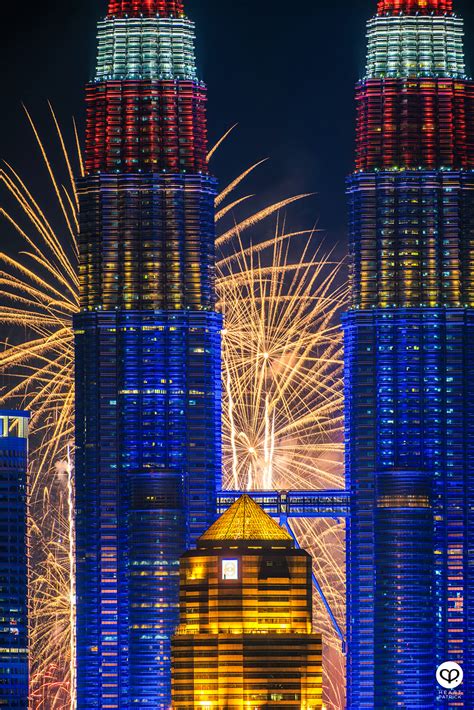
[345, 1, 474, 707]
[0, 411, 29, 709]
[74, 2, 221, 708]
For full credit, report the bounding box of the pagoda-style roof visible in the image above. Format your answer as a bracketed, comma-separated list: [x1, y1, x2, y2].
[198, 495, 293, 546]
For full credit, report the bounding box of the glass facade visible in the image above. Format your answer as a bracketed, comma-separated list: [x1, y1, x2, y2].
[346, 1, 474, 707]
[366, 16, 466, 79]
[78, 174, 216, 311]
[172, 496, 323, 708]
[85, 81, 208, 174]
[355, 79, 474, 171]
[0, 412, 29, 710]
[347, 171, 474, 309]
[74, 1, 221, 708]
[95, 18, 198, 82]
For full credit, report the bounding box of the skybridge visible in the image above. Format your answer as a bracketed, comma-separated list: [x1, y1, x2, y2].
[217, 488, 350, 522]
[217, 488, 350, 648]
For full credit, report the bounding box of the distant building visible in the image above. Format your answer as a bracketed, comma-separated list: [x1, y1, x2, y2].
[172, 495, 323, 709]
[0, 411, 29, 709]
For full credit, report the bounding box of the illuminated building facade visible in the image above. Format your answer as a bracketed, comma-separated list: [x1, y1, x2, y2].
[0, 411, 29, 709]
[74, 1, 221, 707]
[345, 0, 474, 706]
[172, 495, 323, 709]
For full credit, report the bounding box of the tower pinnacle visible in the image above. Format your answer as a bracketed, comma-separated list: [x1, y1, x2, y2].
[377, 0, 453, 14]
[107, 0, 184, 17]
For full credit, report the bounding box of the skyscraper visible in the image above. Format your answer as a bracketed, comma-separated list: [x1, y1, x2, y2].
[172, 495, 323, 709]
[74, 1, 221, 707]
[0, 410, 29, 710]
[345, 0, 474, 706]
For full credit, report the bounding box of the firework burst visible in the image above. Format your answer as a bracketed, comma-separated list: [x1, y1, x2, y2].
[0, 107, 80, 708]
[219, 230, 345, 492]
[0, 114, 347, 710]
[218, 222, 347, 710]
[29, 453, 76, 709]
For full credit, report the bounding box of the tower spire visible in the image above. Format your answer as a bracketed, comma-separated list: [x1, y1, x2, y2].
[377, 0, 453, 14]
[107, 0, 184, 17]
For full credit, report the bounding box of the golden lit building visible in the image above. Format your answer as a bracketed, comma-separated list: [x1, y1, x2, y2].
[171, 495, 323, 708]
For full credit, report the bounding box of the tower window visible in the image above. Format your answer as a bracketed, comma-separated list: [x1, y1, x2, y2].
[221, 559, 239, 581]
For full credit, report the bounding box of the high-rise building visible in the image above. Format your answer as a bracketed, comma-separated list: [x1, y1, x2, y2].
[345, 0, 474, 706]
[74, 1, 221, 707]
[0, 411, 29, 710]
[171, 495, 323, 709]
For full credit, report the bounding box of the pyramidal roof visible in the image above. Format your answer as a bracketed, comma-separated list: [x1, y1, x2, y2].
[199, 495, 293, 546]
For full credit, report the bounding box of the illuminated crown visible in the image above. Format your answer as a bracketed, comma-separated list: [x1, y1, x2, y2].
[107, 0, 184, 17]
[377, 0, 452, 14]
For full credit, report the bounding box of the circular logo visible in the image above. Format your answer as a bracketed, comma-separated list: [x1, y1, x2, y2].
[436, 662, 463, 690]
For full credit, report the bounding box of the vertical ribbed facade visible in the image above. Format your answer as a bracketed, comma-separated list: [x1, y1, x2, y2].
[0, 412, 29, 710]
[345, 0, 474, 707]
[74, 1, 221, 708]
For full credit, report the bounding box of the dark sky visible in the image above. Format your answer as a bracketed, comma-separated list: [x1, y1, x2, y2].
[2, 0, 474, 256]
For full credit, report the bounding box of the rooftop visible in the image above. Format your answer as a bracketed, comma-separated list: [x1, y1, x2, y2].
[377, 0, 453, 15]
[107, 0, 184, 18]
[198, 495, 293, 547]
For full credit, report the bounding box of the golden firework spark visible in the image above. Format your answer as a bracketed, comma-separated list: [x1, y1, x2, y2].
[29, 452, 76, 709]
[217, 217, 348, 710]
[0, 115, 347, 710]
[218, 230, 345, 492]
[0, 106, 79, 709]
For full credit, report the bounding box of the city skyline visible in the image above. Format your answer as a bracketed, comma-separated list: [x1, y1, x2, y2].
[2, 0, 474, 266]
[0, 0, 473, 708]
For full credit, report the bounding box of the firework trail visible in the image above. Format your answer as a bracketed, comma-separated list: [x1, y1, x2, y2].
[0, 106, 80, 707]
[0, 114, 347, 710]
[218, 230, 345, 492]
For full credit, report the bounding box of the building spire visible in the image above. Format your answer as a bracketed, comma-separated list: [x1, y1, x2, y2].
[377, 0, 452, 14]
[107, 0, 184, 17]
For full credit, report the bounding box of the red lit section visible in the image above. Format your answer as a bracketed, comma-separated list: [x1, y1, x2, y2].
[355, 78, 474, 170]
[85, 80, 208, 174]
[107, 0, 184, 17]
[377, 0, 452, 13]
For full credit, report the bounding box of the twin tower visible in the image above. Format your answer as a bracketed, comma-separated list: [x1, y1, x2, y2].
[74, 0, 474, 707]
[345, 0, 474, 706]
[74, 0, 221, 706]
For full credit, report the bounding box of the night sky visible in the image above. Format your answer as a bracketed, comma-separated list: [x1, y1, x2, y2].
[2, 0, 474, 258]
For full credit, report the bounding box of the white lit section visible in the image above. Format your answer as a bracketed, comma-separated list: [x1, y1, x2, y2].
[366, 16, 466, 79]
[0, 412, 29, 439]
[221, 559, 239, 581]
[95, 17, 197, 81]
